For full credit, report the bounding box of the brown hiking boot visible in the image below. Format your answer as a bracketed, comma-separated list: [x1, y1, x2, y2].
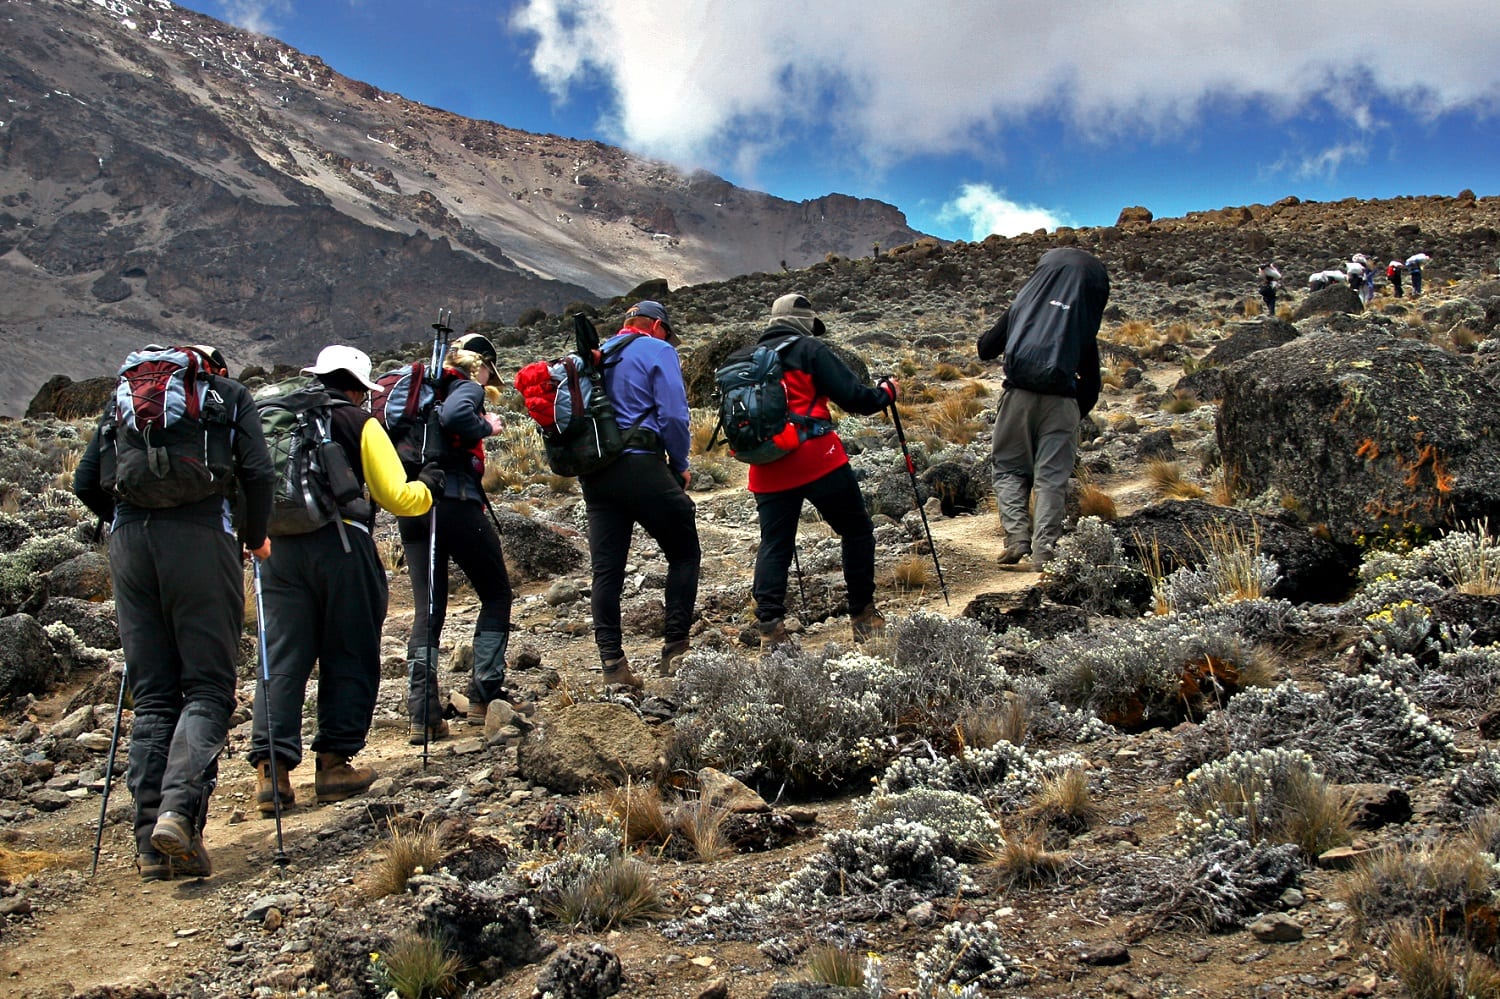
[138, 850, 171, 882]
[659, 639, 690, 676]
[149, 811, 212, 879]
[255, 759, 295, 818]
[467, 700, 487, 727]
[996, 545, 1032, 566]
[408, 717, 450, 746]
[315, 752, 377, 803]
[851, 604, 887, 643]
[758, 618, 789, 651]
[602, 656, 644, 690]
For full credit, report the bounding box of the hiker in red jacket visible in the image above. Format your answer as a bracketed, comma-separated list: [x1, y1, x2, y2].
[747, 294, 897, 649]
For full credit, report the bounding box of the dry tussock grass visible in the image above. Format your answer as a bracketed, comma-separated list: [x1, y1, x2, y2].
[957, 697, 1028, 750]
[1029, 768, 1098, 832]
[985, 827, 1070, 887]
[0, 846, 73, 879]
[674, 800, 732, 863]
[365, 821, 441, 899]
[804, 943, 866, 987]
[892, 555, 931, 591]
[601, 781, 672, 848]
[1076, 483, 1117, 520]
[1146, 459, 1205, 500]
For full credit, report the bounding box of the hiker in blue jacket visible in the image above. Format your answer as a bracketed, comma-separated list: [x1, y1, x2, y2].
[977, 248, 1110, 571]
[580, 300, 700, 688]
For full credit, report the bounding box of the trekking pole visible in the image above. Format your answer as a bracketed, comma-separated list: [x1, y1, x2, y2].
[884, 386, 949, 605]
[420, 309, 451, 770]
[791, 546, 807, 616]
[251, 556, 291, 868]
[89, 665, 128, 878]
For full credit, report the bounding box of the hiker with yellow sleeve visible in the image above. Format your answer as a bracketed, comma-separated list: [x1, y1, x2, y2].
[248, 345, 442, 817]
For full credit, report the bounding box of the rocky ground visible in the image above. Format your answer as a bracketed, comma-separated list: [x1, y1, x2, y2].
[2, 202, 1500, 999]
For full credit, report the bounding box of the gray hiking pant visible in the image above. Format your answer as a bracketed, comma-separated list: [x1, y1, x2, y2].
[990, 387, 1079, 558]
[110, 519, 241, 850]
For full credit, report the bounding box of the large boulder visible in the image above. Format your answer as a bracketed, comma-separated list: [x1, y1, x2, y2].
[25, 374, 114, 420]
[1113, 501, 1355, 604]
[492, 509, 585, 580]
[1217, 332, 1500, 543]
[1176, 318, 1303, 402]
[37, 597, 121, 650]
[1291, 284, 1361, 320]
[0, 614, 59, 704]
[517, 702, 662, 793]
[47, 551, 113, 601]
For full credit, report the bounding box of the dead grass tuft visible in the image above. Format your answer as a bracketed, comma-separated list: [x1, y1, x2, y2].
[1146, 459, 1205, 500]
[601, 781, 673, 848]
[365, 821, 441, 899]
[1076, 483, 1117, 520]
[547, 854, 667, 931]
[892, 555, 931, 591]
[957, 696, 1028, 750]
[673, 800, 733, 863]
[1029, 768, 1098, 833]
[803, 943, 866, 987]
[985, 827, 1070, 887]
[373, 928, 463, 999]
[0, 846, 74, 879]
[1161, 391, 1201, 415]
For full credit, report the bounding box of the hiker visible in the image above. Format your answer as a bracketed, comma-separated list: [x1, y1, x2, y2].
[1258, 262, 1280, 314]
[1406, 252, 1430, 297]
[73, 345, 275, 880]
[1308, 269, 1346, 291]
[399, 332, 517, 743]
[1387, 260, 1405, 298]
[580, 300, 700, 687]
[977, 247, 1110, 571]
[248, 346, 440, 816]
[747, 293, 898, 649]
[1346, 259, 1372, 306]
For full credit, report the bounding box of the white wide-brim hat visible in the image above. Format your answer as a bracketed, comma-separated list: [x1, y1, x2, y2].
[302, 344, 379, 390]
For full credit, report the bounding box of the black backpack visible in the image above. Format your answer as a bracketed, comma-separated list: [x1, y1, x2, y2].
[256, 380, 368, 551]
[98, 347, 237, 508]
[368, 361, 447, 475]
[514, 316, 657, 477]
[710, 335, 832, 465]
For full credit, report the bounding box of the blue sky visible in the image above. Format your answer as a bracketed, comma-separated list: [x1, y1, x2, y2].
[186, 1, 1499, 242]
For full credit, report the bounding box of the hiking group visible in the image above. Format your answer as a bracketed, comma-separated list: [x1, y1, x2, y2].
[1307, 251, 1429, 299]
[72, 248, 1110, 881]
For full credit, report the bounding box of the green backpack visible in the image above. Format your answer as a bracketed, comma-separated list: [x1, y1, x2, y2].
[255, 379, 368, 551]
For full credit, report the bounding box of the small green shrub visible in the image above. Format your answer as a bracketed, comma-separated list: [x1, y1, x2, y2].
[369, 930, 462, 999]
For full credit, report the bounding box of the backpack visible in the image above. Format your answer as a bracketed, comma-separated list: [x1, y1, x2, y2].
[369, 361, 446, 474]
[514, 334, 655, 477]
[255, 380, 367, 550]
[710, 335, 832, 465]
[98, 347, 237, 508]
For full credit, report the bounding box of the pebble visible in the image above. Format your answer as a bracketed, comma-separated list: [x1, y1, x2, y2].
[1077, 941, 1131, 966]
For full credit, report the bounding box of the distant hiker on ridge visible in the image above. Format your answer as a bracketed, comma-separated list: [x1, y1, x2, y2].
[73, 345, 275, 880]
[1386, 259, 1405, 298]
[977, 247, 1110, 572]
[248, 346, 439, 818]
[1406, 252, 1430, 297]
[1258, 262, 1281, 314]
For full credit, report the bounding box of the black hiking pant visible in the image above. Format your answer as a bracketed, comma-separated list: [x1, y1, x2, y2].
[1260, 285, 1275, 313]
[110, 519, 241, 853]
[580, 452, 701, 663]
[1391, 272, 1404, 297]
[249, 521, 387, 769]
[400, 497, 512, 719]
[752, 463, 876, 624]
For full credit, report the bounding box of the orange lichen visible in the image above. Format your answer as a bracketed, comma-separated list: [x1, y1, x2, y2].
[1355, 438, 1380, 460]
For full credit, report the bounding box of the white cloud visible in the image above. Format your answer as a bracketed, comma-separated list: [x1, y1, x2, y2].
[509, 0, 1500, 170]
[219, 0, 292, 36]
[940, 184, 1069, 239]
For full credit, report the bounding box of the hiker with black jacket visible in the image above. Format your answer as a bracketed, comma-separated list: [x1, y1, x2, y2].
[581, 300, 700, 688]
[977, 247, 1110, 571]
[74, 345, 275, 880]
[749, 294, 898, 650]
[399, 332, 517, 742]
[249, 346, 439, 818]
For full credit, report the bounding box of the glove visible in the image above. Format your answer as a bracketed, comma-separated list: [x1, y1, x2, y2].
[417, 462, 446, 497]
[878, 377, 900, 404]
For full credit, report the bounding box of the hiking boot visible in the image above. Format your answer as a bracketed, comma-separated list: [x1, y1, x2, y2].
[137, 850, 171, 882]
[996, 545, 1032, 566]
[408, 717, 450, 746]
[602, 656, 644, 690]
[314, 752, 377, 803]
[255, 759, 295, 818]
[996, 556, 1038, 573]
[758, 618, 790, 651]
[149, 812, 212, 879]
[850, 604, 886, 643]
[466, 699, 488, 727]
[659, 639, 690, 676]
